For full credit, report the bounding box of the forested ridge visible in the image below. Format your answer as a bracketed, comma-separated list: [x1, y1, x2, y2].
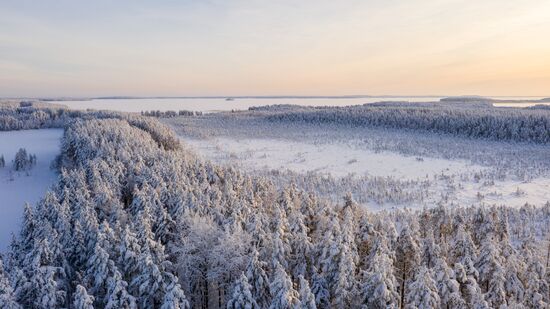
[1, 106, 550, 308]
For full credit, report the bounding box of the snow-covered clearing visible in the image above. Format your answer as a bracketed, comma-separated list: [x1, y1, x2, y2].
[0, 129, 63, 250]
[184, 137, 482, 180]
[179, 130, 550, 210]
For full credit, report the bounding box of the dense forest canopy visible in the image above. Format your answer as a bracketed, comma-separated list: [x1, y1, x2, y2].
[258, 103, 550, 144]
[1, 102, 550, 308]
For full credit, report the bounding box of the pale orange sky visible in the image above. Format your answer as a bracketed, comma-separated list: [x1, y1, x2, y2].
[1, 0, 549, 97]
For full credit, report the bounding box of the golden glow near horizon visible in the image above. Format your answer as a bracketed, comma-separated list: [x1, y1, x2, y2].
[1, 0, 549, 97]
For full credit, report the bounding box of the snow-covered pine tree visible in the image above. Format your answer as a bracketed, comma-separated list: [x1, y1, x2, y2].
[475, 235, 501, 292]
[10, 267, 30, 306]
[67, 220, 87, 270]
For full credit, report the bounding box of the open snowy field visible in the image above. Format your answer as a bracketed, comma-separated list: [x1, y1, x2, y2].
[184, 137, 483, 179]
[182, 136, 550, 209]
[0, 129, 63, 250]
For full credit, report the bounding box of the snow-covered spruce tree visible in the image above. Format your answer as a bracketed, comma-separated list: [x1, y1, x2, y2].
[432, 257, 465, 308]
[474, 235, 506, 307]
[226, 273, 259, 309]
[420, 233, 441, 269]
[129, 246, 165, 308]
[117, 225, 142, 283]
[0, 258, 22, 309]
[0, 154, 5, 168]
[450, 225, 477, 266]
[72, 285, 94, 309]
[310, 267, 329, 308]
[175, 213, 220, 308]
[314, 205, 357, 307]
[13, 148, 30, 171]
[297, 275, 317, 309]
[394, 225, 421, 308]
[500, 241, 525, 305]
[85, 241, 135, 308]
[17, 203, 36, 258]
[269, 205, 291, 270]
[523, 259, 549, 308]
[359, 236, 399, 309]
[208, 225, 252, 308]
[245, 249, 271, 308]
[454, 259, 488, 309]
[288, 203, 313, 280]
[269, 262, 300, 309]
[404, 266, 440, 309]
[104, 268, 137, 309]
[160, 273, 189, 309]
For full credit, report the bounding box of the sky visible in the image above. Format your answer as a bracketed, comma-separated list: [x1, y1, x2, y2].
[1, 0, 549, 98]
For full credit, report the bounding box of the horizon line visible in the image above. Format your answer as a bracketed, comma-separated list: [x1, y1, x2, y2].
[6, 94, 549, 101]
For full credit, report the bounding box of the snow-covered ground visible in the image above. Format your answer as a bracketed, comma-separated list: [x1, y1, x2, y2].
[0, 129, 63, 251]
[182, 135, 550, 210]
[184, 137, 483, 179]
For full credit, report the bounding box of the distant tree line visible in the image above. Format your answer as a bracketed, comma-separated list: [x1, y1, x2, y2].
[261, 104, 550, 143]
[141, 110, 203, 118]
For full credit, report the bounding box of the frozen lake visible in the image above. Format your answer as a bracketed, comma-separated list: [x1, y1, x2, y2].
[0, 129, 63, 251]
[47, 97, 440, 113]
[46, 96, 548, 113]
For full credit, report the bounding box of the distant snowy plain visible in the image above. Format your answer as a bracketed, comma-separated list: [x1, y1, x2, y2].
[0, 129, 62, 250]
